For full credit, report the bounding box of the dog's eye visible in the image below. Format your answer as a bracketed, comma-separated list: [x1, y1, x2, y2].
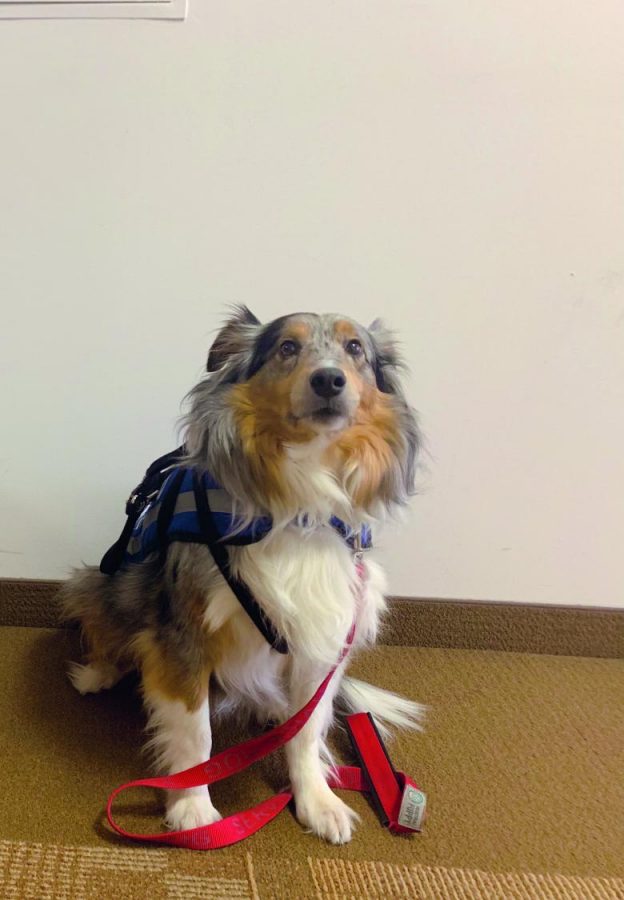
[279, 339, 299, 358]
[345, 339, 363, 358]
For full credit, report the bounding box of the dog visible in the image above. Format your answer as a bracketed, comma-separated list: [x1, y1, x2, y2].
[61, 307, 423, 845]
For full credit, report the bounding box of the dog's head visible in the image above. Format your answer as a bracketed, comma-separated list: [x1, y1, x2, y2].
[185, 306, 420, 517]
[207, 307, 401, 432]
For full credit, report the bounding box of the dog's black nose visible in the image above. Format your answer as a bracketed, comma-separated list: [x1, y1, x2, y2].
[310, 367, 346, 398]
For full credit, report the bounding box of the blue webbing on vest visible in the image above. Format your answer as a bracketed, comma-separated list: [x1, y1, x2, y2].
[125, 467, 273, 562]
[125, 466, 371, 564]
[100, 449, 372, 655]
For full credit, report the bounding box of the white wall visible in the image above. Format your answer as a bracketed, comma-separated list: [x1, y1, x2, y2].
[1, 2, 623, 607]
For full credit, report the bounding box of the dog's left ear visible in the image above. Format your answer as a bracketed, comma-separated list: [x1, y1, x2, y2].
[207, 306, 262, 375]
[368, 319, 402, 393]
[369, 318, 420, 502]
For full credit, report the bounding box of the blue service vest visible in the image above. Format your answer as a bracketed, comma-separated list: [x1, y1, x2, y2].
[125, 466, 371, 566]
[100, 448, 372, 654]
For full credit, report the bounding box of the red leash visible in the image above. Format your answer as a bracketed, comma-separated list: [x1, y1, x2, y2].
[107, 627, 426, 849]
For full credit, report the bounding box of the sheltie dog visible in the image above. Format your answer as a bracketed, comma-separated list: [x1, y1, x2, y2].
[61, 307, 423, 845]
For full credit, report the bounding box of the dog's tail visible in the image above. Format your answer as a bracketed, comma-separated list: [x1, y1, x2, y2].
[337, 676, 426, 740]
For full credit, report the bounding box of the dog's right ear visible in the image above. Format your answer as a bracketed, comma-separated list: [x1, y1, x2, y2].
[207, 306, 262, 374]
[368, 318, 403, 394]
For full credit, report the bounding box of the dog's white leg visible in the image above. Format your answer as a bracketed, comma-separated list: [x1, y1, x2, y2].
[286, 660, 357, 844]
[144, 692, 222, 831]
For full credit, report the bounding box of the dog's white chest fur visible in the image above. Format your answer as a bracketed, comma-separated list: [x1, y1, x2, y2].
[204, 526, 386, 718]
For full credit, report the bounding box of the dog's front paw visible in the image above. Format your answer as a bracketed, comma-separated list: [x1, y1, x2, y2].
[165, 793, 222, 831]
[295, 786, 358, 844]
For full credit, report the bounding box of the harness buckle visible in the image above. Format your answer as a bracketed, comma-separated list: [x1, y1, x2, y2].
[126, 489, 158, 516]
[125, 492, 142, 516]
[352, 531, 368, 563]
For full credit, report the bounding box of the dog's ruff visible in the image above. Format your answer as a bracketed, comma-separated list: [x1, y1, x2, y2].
[61, 309, 423, 845]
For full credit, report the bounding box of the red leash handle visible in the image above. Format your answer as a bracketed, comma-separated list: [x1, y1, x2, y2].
[345, 713, 426, 834]
[106, 625, 425, 849]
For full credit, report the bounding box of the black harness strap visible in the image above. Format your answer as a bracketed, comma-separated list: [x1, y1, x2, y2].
[100, 514, 138, 576]
[156, 468, 186, 552]
[192, 470, 288, 654]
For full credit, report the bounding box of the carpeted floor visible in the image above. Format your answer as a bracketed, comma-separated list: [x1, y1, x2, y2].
[0, 624, 622, 898]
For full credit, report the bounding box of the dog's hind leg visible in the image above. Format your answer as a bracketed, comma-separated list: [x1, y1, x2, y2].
[68, 660, 126, 694]
[61, 565, 132, 694]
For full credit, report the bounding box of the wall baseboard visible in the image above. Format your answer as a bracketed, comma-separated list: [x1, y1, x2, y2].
[1, 578, 621, 658]
[382, 596, 622, 659]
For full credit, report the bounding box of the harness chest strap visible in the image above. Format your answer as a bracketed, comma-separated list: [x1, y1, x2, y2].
[106, 620, 426, 849]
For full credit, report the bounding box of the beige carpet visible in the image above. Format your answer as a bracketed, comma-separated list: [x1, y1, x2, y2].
[0, 624, 622, 898]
